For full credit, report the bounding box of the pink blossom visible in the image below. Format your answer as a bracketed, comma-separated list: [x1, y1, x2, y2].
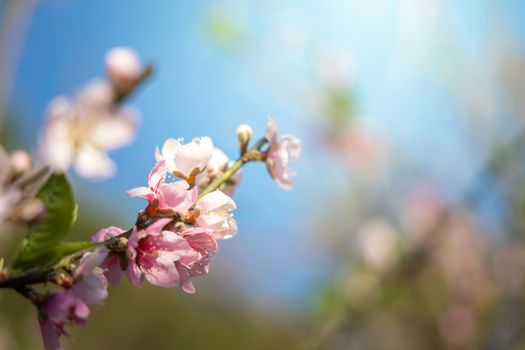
[91, 226, 126, 284]
[127, 219, 199, 288]
[39, 292, 89, 350]
[176, 255, 212, 294]
[264, 117, 301, 190]
[176, 227, 218, 294]
[195, 191, 237, 239]
[127, 160, 197, 212]
[38, 247, 109, 350]
[155, 137, 214, 179]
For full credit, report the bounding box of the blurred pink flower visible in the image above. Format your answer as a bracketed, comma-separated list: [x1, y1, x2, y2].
[265, 117, 301, 190]
[38, 247, 109, 350]
[155, 137, 214, 179]
[91, 226, 126, 284]
[127, 160, 197, 212]
[195, 190, 237, 239]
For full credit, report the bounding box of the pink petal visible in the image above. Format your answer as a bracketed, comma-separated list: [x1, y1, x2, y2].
[127, 262, 143, 287]
[39, 318, 62, 350]
[126, 186, 154, 200]
[144, 218, 172, 235]
[91, 226, 124, 243]
[148, 160, 167, 190]
[185, 233, 218, 254]
[158, 181, 196, 211]
[102, 256, 124, 285]
[176, 263, 196, 294]
[74, 247, 109, 278]
[144, 256, 180, 288]
[72, 269, 108, 305]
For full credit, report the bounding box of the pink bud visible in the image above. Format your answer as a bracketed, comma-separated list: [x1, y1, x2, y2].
[105, 47, 142, 88]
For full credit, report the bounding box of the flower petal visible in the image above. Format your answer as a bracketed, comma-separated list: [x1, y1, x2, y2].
[158, 180, 196, 211]
[73, 144, 116, 180]
[126, 186, 154, 200]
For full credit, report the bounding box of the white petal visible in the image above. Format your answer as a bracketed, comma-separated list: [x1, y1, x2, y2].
[205, 148, 229, 175]
[73, 144, 116, 180]
[265, 115, 277, 145]
[41, 117, 75, 171]
[196, 190, 236, 213]
[77, 80, 114, 109]
[161, 138, 181, 172]
[89, 110, 138, 150]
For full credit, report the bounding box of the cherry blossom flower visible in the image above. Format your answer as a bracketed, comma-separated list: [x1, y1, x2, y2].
[91, 226, 127, 284]
[155, 137, 214, 179]
[126, 160, 197, 212]
[105, 47, 142, 89]
[41, 81, 138, 180]
[127, 219, 199, 288]
[194, 190, 237, 239]
[176, 227, 218, 294]
[38, 247, 109, 350]
[264, 117, 301, 190]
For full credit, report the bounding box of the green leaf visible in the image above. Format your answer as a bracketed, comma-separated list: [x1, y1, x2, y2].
[12, 174, 78, 270]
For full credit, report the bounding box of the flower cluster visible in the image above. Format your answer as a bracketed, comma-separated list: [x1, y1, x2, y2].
[0, 47, 300, 350]
[38, 248, 109, 349]
[32, 117, 300, 349]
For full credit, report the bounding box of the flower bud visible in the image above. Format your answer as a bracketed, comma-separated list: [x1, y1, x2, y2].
[10, 150, 31, 174]
[236, 124, 253, 145]
[55, 272, 74, 288]
[20, 199, 45, 221]
[106, 47, 142, 89]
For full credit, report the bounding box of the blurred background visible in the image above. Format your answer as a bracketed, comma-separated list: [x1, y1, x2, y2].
[1, 0, 525, 349]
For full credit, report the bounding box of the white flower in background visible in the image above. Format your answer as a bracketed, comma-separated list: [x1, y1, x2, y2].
[41, 81, 138, 180]
[106, 47, 142, 89]
[194, 190, 237, 240]
[155, 137, 214, 179]
[264, 116, 301, 190]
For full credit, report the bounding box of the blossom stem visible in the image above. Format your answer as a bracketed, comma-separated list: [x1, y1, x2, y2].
[198, 137, 267, 199]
